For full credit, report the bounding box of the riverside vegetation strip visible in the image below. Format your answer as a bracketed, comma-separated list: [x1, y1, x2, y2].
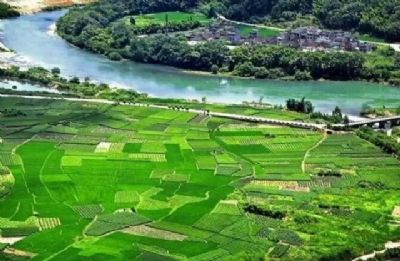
[0, 97, 399, 260]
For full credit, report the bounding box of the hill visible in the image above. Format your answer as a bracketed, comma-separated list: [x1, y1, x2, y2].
[209, 0, 400, 42]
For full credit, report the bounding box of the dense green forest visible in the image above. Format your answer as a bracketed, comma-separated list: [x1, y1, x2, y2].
[209, 0, 400, 42]
[0, 3, 19, 18]
[56, 0, 400, 84]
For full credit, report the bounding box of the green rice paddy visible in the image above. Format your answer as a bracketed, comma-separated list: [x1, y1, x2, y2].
[236, 25, 281, 38]
[133, 11, 210, 27]
[0, 97, 399, 260]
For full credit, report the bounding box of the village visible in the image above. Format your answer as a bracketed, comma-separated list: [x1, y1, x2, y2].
[184, 19, 373, 52]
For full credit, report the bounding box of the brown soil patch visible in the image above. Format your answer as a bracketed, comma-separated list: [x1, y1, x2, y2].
[252, 180, 310, 192]
[44, 0, 94, 7]
[4, 247, 36, 258]
[122, 225, 187, 241]
[392, 206, 400, 217]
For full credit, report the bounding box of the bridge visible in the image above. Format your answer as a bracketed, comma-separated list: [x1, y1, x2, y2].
[333, 115, 400, 129]
[0, 94, 327, 130]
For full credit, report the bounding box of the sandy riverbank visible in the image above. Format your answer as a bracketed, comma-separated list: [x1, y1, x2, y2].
[48, 22, 56, 36]
[1, 0, 44, 13]
[1, 0, 94, 14]
[0, 50, 29, 69]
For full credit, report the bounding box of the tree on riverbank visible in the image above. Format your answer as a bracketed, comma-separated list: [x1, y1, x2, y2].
[0, 66, 144, 102]
[286, 97, 313, 114]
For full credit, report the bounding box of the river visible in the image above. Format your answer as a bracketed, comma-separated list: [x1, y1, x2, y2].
[1, 10, 400, 114]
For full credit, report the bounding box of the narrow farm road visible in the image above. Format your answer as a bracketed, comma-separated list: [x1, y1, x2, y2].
[0, 94, 327, 130]
[216, 13, 285, 32]
[301, 131, 328, 174]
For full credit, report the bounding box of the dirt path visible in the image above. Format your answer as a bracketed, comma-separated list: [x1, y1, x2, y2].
[302, 131, 328, 173]
[362, 40, 400, 52]
[0, 236, 24, 244]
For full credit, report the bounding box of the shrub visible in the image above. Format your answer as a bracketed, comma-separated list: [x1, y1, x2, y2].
[108, 51, 123, 61]
[294, 70, 312, 81]
[254, 67, 269, 79]
[243, 204, 286, 220]
[211, 64, 219, 74]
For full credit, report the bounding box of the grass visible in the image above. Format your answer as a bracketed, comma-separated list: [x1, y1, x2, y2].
[364, 46, 396, 69]
[358, 34, 387, 43]
[236, 24, 281, 38]
[133, 11, 209, 27]
[0, 97, 399, 260]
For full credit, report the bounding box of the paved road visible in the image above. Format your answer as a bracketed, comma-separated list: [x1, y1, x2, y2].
[0, 94, 326, 129]
[361, 40, 400, 52]
[3, 93, 399, 130]
[216, 14, 285, 32]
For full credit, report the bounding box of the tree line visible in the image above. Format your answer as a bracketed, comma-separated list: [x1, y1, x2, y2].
[286, 97, 349, 124]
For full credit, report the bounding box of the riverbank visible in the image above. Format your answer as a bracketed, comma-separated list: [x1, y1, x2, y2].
[0, 50, 29, 69]
[1, 0, 94, 14]
[3, 28, 399, 91]
[0, 34, 378, 120]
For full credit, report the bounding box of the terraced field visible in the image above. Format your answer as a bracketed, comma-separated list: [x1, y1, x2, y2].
[0, 97, 399, 260]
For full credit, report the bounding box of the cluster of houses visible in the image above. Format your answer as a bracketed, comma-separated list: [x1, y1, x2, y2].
[182, 21, 372, 52]
[184, 21, 276, 46]
[277, 27, 373, 52]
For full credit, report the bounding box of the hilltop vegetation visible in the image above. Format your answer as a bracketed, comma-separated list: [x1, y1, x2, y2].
[0, 97, 399, 260]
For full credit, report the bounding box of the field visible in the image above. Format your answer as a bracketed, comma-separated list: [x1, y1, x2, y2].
[236, 24, 281, 38]
[0, 97, 399, 260]
[132, 11, 210, 27]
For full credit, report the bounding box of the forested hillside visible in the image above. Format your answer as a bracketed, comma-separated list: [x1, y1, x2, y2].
[210, 0, 400, 42]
